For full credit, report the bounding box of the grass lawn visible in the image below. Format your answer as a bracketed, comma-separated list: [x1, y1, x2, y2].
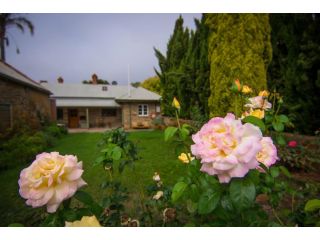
[0, 130, 186, 226]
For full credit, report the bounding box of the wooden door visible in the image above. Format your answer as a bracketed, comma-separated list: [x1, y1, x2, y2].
[68, 109, 79, 128]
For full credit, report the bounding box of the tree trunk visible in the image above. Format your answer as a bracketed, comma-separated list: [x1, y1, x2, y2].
[0, 25, 5, 61]
[0, 37, 5, 61]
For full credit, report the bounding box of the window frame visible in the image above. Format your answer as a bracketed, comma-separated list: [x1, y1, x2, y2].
[138, 104, 149, 117]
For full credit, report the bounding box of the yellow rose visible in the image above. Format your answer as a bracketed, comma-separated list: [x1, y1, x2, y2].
[259, 90, 269, 97]
[65, 216, 101, 227]
[172, 97, 180, 110]
[178, 153, 194, 164]
[242, 85, 252, 94]
[250, 109, 265, 119]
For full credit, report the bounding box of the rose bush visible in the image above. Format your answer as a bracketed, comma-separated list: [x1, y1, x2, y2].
[18, 152, 87, 213]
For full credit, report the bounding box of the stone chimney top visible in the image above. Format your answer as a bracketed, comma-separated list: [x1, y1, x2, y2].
[57, 77, 64, 84]
[92, 73, 98, 84]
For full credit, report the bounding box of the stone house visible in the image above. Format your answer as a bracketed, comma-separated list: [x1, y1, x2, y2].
[0, 61, 52, 132]
[41, 75, 161, 129]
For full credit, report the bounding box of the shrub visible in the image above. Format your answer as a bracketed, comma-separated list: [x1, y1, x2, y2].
[0, 123, 68, 170]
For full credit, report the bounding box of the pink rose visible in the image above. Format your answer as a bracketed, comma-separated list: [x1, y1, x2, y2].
[245, 96, 272, 110]
[288, 140, 297, 148]
[256, 137, 278, 168]
[191, 113, 263, 183]
[18, 152, 87, 213]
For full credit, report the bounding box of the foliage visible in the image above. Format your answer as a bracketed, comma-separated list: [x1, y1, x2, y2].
[140, 76, 161, 94]
[154, 14, 210, 118]
[0, 123, 67, 170]
[82, 79, 110, 84]
[0, 13, 34, 60]
[277, 137, 320, 171]
[268, 14, 320, 134]
[131, 82, 141, 88]
[205, 14, 272, 117]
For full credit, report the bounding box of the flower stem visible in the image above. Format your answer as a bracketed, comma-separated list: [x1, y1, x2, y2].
[272, 208, 284, 226]
[175, 110, 181, 129]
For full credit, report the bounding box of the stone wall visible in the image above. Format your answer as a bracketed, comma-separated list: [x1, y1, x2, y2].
[0, 78, 51, 131]
[121, 101, 160, 129]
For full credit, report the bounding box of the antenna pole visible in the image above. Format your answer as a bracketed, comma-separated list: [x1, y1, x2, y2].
[128, 64, 131, 97]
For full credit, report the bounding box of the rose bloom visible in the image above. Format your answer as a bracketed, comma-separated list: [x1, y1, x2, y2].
[234, 79, 241, 91]
[178, 153, 194, 164]
[288, 140, 297, 148]
[250, 109, 265, 119]
[259, 90, 269, 98]
[65, 216, 101, 227]
[172, 97, 181, 110]
[19, 152, 87, 213]
[191, 113, 263, 183]
[153, 191, 164, 200]
[242, 85, 252, 94]
[152, 172, 161, 182]
[245, 96, 272, 110]
[256, 137, 278, 168]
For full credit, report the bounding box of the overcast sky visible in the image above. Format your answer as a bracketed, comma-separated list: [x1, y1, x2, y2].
[5, 13, 201, 85]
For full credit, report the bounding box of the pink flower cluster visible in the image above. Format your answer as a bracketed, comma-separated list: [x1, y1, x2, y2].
[18, 152, 87, 213]
[191, 113, 278, 183]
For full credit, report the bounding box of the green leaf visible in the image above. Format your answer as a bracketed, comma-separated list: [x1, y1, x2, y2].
[8, 223, 24, 227]
[182, 123, 191, 129]
[242, 116, 266, 132]
[62, 209, 78, 222]
[304, 199, 320, 212]
[279, 166, 291, 178]
[272, 121, 284, 132]
[187, 200, 198, 213]
[278, 114, 289, 123]
[229, 179, 256, 211]
[164, 126, 178, 141]
[94, 156, 105, 166]
[171, 182, 188, 203]
[276, 135, 286, 145]
[270, 167, 280, 178]
[179, 127, 189, 140]
[198, 190, 220, 215]
[111, 146, 122, 161]
[74, 190, 94, 206]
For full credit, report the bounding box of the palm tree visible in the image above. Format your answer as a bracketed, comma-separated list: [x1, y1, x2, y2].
[0, 13, 34, 61]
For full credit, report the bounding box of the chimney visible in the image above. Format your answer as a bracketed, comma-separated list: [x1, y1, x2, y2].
[39, 80, 48, 84]
[57, 77, 64, 84]
[92, 73, 98, 84]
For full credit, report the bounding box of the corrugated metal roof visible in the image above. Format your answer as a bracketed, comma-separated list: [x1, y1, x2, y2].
[117, 87, 162, 101]
[56, 98, 121, 107]
[0, 61, 50, 94]
[42, 83, 161, 101]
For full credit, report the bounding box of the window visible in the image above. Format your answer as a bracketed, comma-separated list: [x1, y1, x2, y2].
[156, 105, 161, 113]
[0, 104, 11, 131]
[57, 108, 63, 120]
[102, 108, 117, 117]
[138, 104, 148, 116]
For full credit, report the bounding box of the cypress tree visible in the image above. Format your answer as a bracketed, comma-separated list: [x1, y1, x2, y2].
[206, 14, 272, 117]
[268, 14, 320, 134]
[154, 15, 190, 116]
